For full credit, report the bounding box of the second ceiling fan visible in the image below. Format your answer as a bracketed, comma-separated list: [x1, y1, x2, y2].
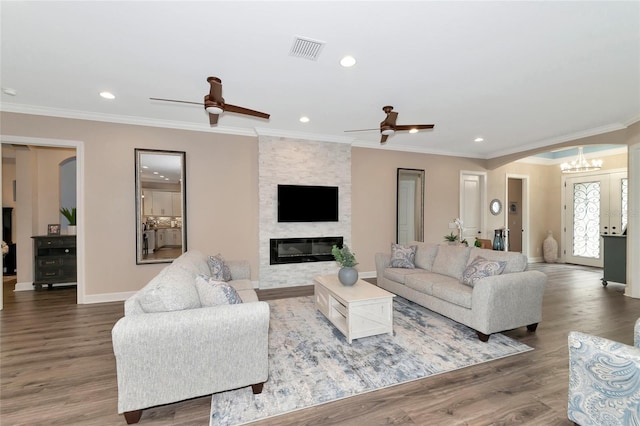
[150, 76, 270, 126]
[345, 106, 435, 143]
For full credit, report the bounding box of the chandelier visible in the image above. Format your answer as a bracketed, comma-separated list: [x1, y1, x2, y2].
[560, 147, 603, 173]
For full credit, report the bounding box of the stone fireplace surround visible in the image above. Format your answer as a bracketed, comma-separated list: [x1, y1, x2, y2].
[258, 135, 352, 289]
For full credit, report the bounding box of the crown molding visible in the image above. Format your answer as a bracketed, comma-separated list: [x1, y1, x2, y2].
[254, 127, 355, 144]
[485, 122, 629, 159]
[350, 139, 484, 159]
[517, 146, 628, 165]
[0, 103, 258, 137]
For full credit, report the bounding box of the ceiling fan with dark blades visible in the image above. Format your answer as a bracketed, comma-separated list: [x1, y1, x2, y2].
[150, 76, 270, 126]
[345, 106, 434, 143]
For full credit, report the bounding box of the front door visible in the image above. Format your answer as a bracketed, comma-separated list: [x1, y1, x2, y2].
[565, 171, 627, 267]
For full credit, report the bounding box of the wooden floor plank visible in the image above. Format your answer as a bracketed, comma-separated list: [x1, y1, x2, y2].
[1, 263, 639, 425]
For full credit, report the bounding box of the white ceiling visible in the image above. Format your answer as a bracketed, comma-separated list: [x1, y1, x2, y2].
[1, 1, 639, 160]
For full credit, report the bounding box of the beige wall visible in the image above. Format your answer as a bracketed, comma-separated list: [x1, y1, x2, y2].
[2, 112, 258, 297]
[1, 111, 632, 299]
[351, 147, 487, 272]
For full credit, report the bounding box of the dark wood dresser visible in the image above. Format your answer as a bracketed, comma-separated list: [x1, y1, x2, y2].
[32, 235, 77, 290]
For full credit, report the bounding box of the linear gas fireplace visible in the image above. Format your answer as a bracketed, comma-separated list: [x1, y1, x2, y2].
[270, 236, 343, 265]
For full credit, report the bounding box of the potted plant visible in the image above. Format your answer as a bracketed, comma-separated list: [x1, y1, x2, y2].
[331, 244, 359, 286]
[444, 232, 459, 244]
[60, 207, 77, 235]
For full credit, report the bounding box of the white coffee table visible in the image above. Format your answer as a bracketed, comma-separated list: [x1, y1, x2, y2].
[314, 274, 395, 343]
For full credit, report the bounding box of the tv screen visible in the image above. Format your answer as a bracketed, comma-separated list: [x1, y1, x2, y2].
[278, 185, 339, 222]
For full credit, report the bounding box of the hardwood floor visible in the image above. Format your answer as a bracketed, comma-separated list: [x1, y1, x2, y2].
[1, 263, 638, 425]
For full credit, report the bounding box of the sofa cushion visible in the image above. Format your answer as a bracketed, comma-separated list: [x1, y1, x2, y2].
[411, 242, 439, 271]
[228, 279, 254, 291]
[390, 243, 417, 268]
[236, 289, 259, 303]
[405, 272, 459, 295]
[195, 274, 243, 306]
[468, 248, 527, 273]
[432, 281, 473, 309]
[172, 250, 211, 276]
[461, 256, 507, 287]
[137, 266, 202, 313]
[383, 267, 425, 284]
[431, 244, 471, 280]
[208, 254, 232, 281]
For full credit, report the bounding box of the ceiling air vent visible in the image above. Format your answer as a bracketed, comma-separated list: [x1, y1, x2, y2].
[289, 36, 325, 61]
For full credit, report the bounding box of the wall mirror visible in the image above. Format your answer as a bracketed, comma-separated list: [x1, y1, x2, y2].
[397, 168, 425, 244]
[135, 149, 187, 264]
[490, 198, 502, 216]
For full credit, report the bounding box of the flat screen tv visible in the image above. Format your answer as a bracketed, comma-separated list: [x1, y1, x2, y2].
[277, 185, 339, 222]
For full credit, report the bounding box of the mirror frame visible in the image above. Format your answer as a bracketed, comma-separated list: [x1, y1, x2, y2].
[135, 149, 187, 265]
[490, 198, 503, 216]
[396, 168, 425, 244]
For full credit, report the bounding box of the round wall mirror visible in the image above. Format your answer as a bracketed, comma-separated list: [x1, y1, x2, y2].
[490, 199, 502, 215]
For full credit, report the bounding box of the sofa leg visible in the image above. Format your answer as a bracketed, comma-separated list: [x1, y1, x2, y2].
[124, 410, 142, 424]
[251, 382, 265, 394]
[527, 323, 539, 332]
[476, 331, 490, 342]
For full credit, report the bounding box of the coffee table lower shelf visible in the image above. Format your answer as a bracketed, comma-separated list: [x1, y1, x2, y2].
[314, 274, 395, 343]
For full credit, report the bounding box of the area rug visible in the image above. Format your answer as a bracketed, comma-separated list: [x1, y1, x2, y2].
[210, 296, 533, 425]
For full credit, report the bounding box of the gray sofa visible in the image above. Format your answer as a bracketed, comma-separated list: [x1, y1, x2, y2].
[375, 242, 547, 341]
[111, 250, 270, 424]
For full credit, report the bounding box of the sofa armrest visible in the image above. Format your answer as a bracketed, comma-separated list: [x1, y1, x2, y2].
[226, 259, 251, 280]
[471, 270, 547, 334]
[635, 318, 640, 348]
[375, 252, 391, 278]
[568, 331, 640, 425]
[111, 301, 270, 413]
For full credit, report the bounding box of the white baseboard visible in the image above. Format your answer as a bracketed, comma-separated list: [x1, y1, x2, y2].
[15, 281, 77, 291]
[359, 270, 376, 279]
[82, 291, 136, 304]
[14, 281, 34, 291]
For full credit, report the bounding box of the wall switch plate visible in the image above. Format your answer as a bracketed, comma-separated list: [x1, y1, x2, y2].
[448, 222, 456, 229]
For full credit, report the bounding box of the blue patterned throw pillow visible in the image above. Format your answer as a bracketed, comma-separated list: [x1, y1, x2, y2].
[207, 254, 232, 281]
[195, 274, 243, 306]
[390, 243, 417, 269]
[461, 256, 507, 287]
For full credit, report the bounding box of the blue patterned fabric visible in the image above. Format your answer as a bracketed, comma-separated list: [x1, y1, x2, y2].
[568, 330, 640, 425]
[390, 243, 417, 269]
[207, 254, 232, 281]
[195, 274, 243, 306]
[210, 296, 532, 425]
[461, 256, 507, 287]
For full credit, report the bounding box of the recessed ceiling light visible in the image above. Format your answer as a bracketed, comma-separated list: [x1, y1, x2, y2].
[153, 171, 159, 175]
[142, 165, 149, 169]
[340, 55, 356, 68]
[299, 116, 310, 123]
[100, 91, 115, 100]
[474, 137, 484, 142]
[409, 129, 419, 134]
[2, 88, 17, 96]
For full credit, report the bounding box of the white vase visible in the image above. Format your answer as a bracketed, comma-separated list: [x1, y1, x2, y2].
[543, 230, 558, 263]
[67, 225, 77, 236]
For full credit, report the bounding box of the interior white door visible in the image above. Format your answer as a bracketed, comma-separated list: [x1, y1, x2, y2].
[397, 180, 416, 244]
[565, 171, 627, 267]
[460, 174, 482, 242]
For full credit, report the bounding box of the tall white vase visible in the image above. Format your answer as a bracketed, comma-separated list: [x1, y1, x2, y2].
[543, 230, 558, 263]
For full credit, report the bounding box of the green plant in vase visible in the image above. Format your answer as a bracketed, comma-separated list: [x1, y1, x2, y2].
[444, 232, 458, 243]
[60, 207, 77, 235]
[332, 244, 358, 286]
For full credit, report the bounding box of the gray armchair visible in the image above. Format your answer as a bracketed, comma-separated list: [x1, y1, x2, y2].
[567, 318, 640, 425]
